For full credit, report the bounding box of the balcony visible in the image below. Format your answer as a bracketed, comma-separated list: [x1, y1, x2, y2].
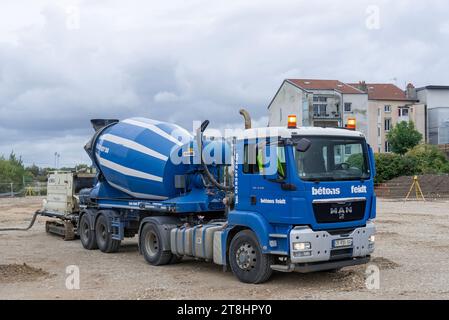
[312, 112, 341, 119]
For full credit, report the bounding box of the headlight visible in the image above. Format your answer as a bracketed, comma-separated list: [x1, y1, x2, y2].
[293, 242, 311, 251]
[369, 235, 375, 243]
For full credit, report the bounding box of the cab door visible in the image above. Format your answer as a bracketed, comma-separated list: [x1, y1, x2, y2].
[239, 139, 293, 224]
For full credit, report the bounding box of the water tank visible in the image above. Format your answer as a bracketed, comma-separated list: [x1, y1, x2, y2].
[93, 117, 193, 200]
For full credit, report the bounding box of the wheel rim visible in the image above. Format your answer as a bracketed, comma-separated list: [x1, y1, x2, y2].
[144, 230, 159, 257]
[235, 242, 257, 271]
[81, 218, 89, 241]
[98, 222, 107, 243]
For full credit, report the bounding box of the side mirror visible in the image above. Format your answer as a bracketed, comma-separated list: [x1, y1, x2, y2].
[296, 138, 312, 153]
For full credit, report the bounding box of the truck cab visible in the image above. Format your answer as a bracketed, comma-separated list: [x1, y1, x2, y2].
[220, 124, 376, 283]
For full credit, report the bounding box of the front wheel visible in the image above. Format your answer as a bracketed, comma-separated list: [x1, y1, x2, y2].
[229, 230, 273, 284]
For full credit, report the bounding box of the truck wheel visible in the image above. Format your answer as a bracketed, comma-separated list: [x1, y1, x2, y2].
[140, 223, 172, 266]
[79, 214, 97, 250]
[229, 230, 273, 284]
[169, 254, 183, 264]
[95, 214, 121, 253]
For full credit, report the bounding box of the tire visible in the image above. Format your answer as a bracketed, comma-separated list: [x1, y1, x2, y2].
[140, 223, 173, 266]
[79, 214, 97, 250]
[169, 254, 183, 264]
[323, 268, 341, 273]
[95, 214, 121, 253]
[229, 230, 274, 284]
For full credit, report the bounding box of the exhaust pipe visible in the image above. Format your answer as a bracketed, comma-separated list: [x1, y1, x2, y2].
[239, 109, 252, 129]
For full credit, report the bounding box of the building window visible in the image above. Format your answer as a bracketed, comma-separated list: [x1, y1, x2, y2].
[384, 105, 391, 113]
[313, 104, 327, 116]
[313, 96, 327, 102]
[385, 118, 391, 132]
[377, 127, 381, 137]
[399, 108, 409, 117]
[385, 141, 391, 153]
[344, 102, 352, 112]
[345, 145, 352, 155]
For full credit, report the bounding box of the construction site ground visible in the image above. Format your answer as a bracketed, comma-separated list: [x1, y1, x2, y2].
[1, 196, 449, 300]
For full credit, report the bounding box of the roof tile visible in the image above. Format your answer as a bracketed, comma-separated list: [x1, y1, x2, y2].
[287, 79, 364, 94]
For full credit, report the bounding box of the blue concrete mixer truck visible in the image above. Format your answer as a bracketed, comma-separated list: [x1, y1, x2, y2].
[74, 110, 376, 284]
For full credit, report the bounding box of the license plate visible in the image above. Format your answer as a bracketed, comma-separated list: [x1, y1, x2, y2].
[333, 238, 353, 248]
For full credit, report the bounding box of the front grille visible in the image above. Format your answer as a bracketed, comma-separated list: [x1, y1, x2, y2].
[313, 200, 366, 223]
[326, 228, 356, 236]
[330, 248, 353, 260]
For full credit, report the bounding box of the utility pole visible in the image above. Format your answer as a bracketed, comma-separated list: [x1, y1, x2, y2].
[54, 152, 61, 169]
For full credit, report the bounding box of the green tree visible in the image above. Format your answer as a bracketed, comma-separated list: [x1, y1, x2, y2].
[386, 121, 422, 155]
[26, 164, 40, 177]
[0, 152, 32, 193]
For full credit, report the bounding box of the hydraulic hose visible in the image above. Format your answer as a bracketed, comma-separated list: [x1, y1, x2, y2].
[197, 120, 233, 192]
[202, 160, 233, 192]
[0, 210, 40, 231]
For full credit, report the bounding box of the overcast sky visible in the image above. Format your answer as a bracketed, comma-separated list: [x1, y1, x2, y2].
[1, 0, 448, 167]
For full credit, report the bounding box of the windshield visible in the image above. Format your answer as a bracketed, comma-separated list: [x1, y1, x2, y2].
[294, 136, 370, 181]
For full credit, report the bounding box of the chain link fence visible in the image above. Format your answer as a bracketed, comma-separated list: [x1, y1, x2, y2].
[0, 182, 47, 198]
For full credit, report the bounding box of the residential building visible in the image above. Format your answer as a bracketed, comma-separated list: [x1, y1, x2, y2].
[416, 86, 449, 145]
[267, 79, 427, 154]
[268, 79, 369, 138]
[350, 82, 426, 153]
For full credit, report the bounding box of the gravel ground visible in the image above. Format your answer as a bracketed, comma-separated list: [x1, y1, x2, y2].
[1, 196, 449, 300]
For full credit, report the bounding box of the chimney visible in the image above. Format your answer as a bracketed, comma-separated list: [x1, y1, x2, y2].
[357, 81, 368, 92]
[406, 83, 417, 100]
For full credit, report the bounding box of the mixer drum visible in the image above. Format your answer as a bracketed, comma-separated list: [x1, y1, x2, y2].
[93, 117, 193, 200]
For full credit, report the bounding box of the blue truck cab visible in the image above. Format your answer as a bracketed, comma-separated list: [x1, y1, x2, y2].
[218, 125, 376, 282]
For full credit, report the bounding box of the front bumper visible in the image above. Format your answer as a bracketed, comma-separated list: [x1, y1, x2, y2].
[289, 221, 375, 264]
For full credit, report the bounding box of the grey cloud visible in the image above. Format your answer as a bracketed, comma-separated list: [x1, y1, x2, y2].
[0, 0, 448, 166]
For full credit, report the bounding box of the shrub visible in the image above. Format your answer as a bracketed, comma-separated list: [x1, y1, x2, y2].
[374, 153, 406, 183]
[404, 144, 449, 174]
[374, 144, 449, 183]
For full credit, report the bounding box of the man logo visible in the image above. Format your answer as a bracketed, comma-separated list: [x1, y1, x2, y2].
[330, 206, 353, 220]
[330, 206, 353, 215]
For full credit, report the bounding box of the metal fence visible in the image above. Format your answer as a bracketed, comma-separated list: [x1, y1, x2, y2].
[0, 182, 46, 198]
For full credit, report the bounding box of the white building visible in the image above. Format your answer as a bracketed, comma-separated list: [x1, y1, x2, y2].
[416, 86, 449, 145]
[268, 79, 369, 139]
[350, 82, 426, 153]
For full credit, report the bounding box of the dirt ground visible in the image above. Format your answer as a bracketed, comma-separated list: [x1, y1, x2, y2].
[1, 196, 449, 300]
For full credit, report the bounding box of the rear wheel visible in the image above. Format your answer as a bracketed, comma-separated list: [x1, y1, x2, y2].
[140, 223, 173, 265]
[79, 214, 97, 250]
[229, 230, 273, 284]
[95, 214, 121, 253]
